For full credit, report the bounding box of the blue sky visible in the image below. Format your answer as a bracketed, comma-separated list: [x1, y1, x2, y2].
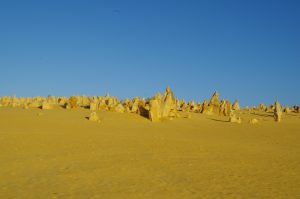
[0, 0, 299, 106]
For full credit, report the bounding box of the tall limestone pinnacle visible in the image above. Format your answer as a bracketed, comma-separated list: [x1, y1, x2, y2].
[232, 100, 240, 110]
[149, 98, 161, 122]
[161, 86, 177, 118]
[148, 86, 178, 122]
[209, 91, 220, 105]
[274, 100, 282, 122]
[208, 91, 221, 114]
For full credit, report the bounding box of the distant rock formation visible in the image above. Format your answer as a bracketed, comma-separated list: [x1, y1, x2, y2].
[66, 96, 78, 109]
[11, 96, 20, 107]
[47, 96, 56, 105]
[41, 101, 53, 110]
[274, 101, 282, 122]
[147, 87, 178, 122]
[58, 97, 68, 106]
[201, 91, 235, 117]
[187, 101, 196, 112]
[161, 86, 177, 118]
[89, 100, 98, 111]
[107, 97, 118, 111]
[201, 100, 211, 114]
[0, 96, 11, 106]
[131, 98, 140, 113]
[149, 98, 161, 122]
[266, 105, 274, 113]
[292, 105, 300, 113]
[258, 104, 266, 111]
[283, 106, 291, 113]
[99, 99, 108, 110]
[81, 96, 90, 107]
[23, 103, 29, 109]
[208, 91, 221, 115]
[219, 100, 232, 116]
[232, 100, 240, 111]
[115, 104, 125, 113]
[1, 91, 294, 125]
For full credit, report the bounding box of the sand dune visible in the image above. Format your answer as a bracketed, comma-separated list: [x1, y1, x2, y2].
[1, 104, 300, 198]
[1, 89, 300, 198]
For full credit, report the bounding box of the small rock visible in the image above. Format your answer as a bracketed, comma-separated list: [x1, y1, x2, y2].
[249, 118, 258, 124]
[89, 112, 100, 122]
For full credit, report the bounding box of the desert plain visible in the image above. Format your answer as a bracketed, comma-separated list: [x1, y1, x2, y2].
[0, 90, 300, 198]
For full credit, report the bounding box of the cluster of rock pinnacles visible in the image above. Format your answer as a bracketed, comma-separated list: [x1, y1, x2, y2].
[0, 87, 299, 123]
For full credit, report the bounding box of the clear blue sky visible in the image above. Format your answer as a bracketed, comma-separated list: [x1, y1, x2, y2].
[0, 0, 299, 106]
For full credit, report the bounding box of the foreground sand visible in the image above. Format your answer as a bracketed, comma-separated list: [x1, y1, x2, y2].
[0, 107, 300, 198]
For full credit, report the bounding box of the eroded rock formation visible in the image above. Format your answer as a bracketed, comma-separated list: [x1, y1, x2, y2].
[89, 112, 100, 122]
[274, 101, 282, 122]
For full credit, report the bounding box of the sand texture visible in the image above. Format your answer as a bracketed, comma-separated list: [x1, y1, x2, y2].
[1, 107, 300, 198]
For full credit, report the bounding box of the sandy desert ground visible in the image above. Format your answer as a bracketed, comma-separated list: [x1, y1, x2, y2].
[1, 107, 300, 198]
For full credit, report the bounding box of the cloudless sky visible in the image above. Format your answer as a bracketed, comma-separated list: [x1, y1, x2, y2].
[0, 0, 299, 106]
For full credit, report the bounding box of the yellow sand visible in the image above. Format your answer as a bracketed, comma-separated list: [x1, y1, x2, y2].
[0, 107, 300, 198]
